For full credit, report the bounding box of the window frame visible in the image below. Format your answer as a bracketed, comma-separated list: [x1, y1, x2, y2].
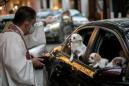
[87, 25, 129, 61]
[61, 26, 99, 63]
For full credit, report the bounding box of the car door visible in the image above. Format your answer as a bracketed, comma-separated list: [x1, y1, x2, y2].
[87, 26, 129, 84]
[88, 26, 128, 64]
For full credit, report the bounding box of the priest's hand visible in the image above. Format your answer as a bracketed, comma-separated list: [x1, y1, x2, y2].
[32, 57, 44, 69]
[43, 52, 51, 58]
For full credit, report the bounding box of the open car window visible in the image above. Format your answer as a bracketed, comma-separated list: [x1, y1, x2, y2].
[88, 28, 127, 69]
[87, 28, 129, 83]
[62, 27, 94, 63]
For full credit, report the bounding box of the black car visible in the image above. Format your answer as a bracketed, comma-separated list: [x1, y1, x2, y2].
[44, 18, 129, 86]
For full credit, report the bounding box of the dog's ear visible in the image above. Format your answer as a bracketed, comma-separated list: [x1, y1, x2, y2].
[94, 54, 96, 58]
[95, 53, 101, 62]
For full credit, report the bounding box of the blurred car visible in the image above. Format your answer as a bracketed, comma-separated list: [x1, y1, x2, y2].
[44, 18, 129, 86]
[37, 9, 63, 43]
[44, 9, 89, 43]
[68, 9, 89, 27]
[44, 21, 61, 42]
[0, 14, 14, 32]
[0, 14, 14, 23]
[37, 9, 62, 24]
[36, 9, 54, 22]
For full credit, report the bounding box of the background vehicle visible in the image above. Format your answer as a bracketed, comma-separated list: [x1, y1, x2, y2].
[44, 9, 89, 43]
[37, 9, 54, 23]
[44, 18, 129, 86]
[68, 9, 89, 27]
[0, 14, 14, 32]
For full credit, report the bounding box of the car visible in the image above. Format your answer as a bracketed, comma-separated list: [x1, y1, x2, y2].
[44, 21, 61, 42]
[0, 14, 14, 32]
[37, 9, 62, 24]
[44, 9, 89, 43]
[44, 18, 129, 86]
[36, 9, 54, 22]
[68, 9, 89, 27]
[37, 9, 63, 43]
[42, 9, 63, 43]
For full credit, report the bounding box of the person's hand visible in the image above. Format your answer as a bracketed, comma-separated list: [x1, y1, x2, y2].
[42, 52, 51, 58]
[44, 53, 51, 57]
[32, 57, 44, 69]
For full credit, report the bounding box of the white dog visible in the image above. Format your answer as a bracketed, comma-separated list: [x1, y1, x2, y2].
[106, 57, 126, 68]
[89, 53, 109, 69]
[70, 33, 86, 61]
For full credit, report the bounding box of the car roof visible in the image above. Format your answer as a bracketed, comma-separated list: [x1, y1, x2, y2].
[82, 18, 129, 33]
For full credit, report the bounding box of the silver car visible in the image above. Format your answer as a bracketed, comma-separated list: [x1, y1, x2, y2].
[68, 9, 89, 27]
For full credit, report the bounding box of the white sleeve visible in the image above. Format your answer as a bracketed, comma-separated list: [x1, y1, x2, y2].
[24, 23, 46, 49]
[3, 33, 35, 85]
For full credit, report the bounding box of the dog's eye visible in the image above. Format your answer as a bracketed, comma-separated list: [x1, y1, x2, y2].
[73, 37, 76, 39]
[90, 57, 93, 59]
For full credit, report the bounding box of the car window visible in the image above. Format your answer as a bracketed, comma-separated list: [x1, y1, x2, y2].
[88, 28, 127, 69]
[62, 27, 94, 62]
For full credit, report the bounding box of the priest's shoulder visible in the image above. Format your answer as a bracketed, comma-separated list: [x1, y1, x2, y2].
[2, 32, 21, 39]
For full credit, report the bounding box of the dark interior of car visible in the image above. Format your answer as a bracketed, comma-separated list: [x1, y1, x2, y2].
[99, 32, 122, 61]
[62, 28, 93, 58]
[78, 28, 93, 46]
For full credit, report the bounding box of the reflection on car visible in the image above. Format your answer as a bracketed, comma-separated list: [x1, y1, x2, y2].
[45, 18, 129, 86]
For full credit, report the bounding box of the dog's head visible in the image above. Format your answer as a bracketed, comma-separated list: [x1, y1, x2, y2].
[89, 53, 102, 64]
[112, 57, 126, 67]
[71, 33, 83, 43]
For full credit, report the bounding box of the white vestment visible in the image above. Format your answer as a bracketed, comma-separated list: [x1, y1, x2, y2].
[24, 24, 46, 49]
[0, 22, 46, 86]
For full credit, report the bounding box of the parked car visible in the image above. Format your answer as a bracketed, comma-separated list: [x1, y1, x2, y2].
[41, 9, 63, 43]
[68, 9, 89, 27]
[0, 14, 14, 32]
[37, 10, 53, 22]
[44, 21, 61, 42]
[44, 18, 129, 86]
[44, 9, 89, 43]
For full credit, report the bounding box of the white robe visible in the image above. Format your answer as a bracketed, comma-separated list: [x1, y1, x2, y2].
[24, 25, 46, 49]
[0, 23, 46, 86]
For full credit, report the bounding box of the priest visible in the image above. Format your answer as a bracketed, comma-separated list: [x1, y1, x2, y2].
[0, 6, 44, 86]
